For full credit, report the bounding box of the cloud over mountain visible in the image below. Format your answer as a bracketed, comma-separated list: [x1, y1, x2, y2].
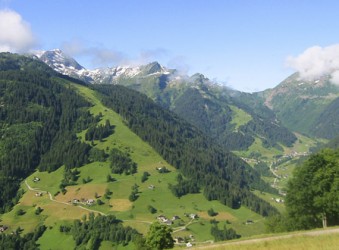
[61, 39, 169, 68]
[61, 39, 126, 67]
[0, 9, 36, 52]
[286, 44, 339, 84]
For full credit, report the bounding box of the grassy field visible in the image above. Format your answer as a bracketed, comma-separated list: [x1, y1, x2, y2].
[237, 137, 283, 160]
[229, 105, 252, 131]
[189, 228, 339, 250]
[252, 190, 285, 213]
[26, 166, 64, 196]
[37, 221, 75, 250]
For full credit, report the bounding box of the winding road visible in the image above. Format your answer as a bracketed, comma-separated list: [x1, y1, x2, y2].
[25, 180, 106, 215]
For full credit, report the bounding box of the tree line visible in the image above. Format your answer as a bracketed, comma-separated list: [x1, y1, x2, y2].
[60, 213, 139, 249]
[0, 225, 46, 250]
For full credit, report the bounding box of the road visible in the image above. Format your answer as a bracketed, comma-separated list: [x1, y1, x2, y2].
[24, 180, 160, 225]
[172, 218, 195, 233]
[25, 180, 106, 215]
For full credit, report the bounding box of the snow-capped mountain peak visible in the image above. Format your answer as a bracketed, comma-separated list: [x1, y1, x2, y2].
[33, 49, 172, 84]
[37, 49, 85, 74]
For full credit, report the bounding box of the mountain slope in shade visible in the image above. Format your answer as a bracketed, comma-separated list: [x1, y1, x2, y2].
[258, 73, 339, 139]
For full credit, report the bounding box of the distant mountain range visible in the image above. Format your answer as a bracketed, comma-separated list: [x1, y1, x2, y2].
[33, 49, 339, 149]
[34, 49, 172, 84]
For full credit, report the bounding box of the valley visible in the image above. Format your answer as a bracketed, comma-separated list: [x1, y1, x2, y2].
[1, 0, 339, 247]
[0, 52, 338, 249]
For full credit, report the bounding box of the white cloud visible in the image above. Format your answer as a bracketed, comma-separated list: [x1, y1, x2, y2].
[62, 39, 169, 68]
[61, 40, 125, 67]
[0, 9, 36, 52]
[286, 44, 339, 85]
[137, 48, 168, 64]
[330, 70, 339, 85]
[167, 55, 190, 75]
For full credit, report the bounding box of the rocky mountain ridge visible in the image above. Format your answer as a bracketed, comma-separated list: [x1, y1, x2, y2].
[33, 49, 172, 84]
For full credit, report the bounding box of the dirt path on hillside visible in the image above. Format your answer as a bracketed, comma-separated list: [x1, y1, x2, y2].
[192, 227, 339, 249]
[172, 218, 196, 233]
[24, 181, 160, 224]
[25, 180, 106, 215]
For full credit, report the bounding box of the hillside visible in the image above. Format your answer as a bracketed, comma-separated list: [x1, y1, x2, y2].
[0, 53, 283, 248]
[259, 73, 339, 139]
[91, 84, 280, 210]
[34, 50, 299, 155]
[0, 52, 92, 213]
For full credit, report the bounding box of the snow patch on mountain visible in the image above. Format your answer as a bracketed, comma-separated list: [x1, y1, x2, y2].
[32, 49, 228, 94]
[33, 49, 171, 84]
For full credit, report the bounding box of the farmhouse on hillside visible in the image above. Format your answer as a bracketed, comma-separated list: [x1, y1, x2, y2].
[0, 225, 8, 233]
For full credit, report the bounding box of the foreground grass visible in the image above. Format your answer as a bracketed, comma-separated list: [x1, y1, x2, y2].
[189, 227, 339, 250]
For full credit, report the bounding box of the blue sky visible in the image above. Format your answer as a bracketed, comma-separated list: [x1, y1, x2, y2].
[1, 0, 339, 92]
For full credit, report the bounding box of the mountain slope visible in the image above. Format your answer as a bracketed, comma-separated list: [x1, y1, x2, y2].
[259, 73, 339, 139]
[34, 50, 298, 153]
[0, 52, 92, 212]
[168, 81, 297, 151]
[0, 53, 278, 213]
[92, 84, 278, 215]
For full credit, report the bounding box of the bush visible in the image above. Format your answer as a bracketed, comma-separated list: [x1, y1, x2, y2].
[16, 209, 26, 216]
[35, 207, 43, 215]
[207, 208, 218, 217]
[147, 205, 157, 214]
[141, 171, 150, 183]
[97, 199, 104, 205]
